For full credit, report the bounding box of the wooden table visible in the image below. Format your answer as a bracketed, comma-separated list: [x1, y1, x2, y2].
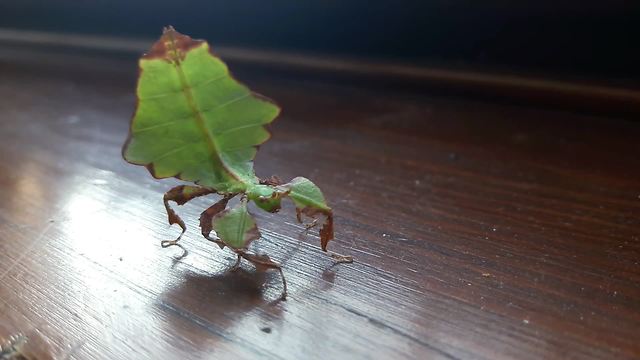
[0, 51, 639, 359]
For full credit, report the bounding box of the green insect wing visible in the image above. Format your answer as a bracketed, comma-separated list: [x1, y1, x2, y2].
[123, 27, 280, 193]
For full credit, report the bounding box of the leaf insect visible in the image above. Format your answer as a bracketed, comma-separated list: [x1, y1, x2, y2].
[122, 27, 352, 299]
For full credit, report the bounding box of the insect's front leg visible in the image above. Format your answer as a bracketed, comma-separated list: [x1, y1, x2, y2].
[199, 194, 234, 249]
[161, 185, 215, 248]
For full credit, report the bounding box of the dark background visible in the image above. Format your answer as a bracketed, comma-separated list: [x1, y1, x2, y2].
[1, 1, 639, 82]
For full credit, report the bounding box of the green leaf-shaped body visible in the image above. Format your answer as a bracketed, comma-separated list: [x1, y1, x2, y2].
[123, 27, 280, 193]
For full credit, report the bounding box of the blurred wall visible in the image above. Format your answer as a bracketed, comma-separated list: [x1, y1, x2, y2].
[1, 1, 638, 81]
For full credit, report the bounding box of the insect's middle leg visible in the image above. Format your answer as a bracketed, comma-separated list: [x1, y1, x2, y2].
[161, 185, 215, 248]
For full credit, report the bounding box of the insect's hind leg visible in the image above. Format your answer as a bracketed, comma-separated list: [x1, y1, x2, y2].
[241, 252, 288, 300]
[161, 185, 215, 248]
[230, 254, 242, 271]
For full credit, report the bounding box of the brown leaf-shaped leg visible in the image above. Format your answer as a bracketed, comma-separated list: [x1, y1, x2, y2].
[161, 185, 216, 248]
[295, 208, 333, 251]
[295, 208, 353, 263]
[199, 195, 233, 249]
[241, 252, 288, 300]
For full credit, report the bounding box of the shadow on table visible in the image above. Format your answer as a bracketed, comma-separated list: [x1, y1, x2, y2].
[156, 266, 286, 347]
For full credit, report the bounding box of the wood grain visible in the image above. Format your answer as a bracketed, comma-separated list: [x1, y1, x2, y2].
[0, 54, 638, 360]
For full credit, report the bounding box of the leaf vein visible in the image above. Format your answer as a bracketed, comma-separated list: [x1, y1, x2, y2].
[236, 206, 248, 247]
[150, 143, 194, 163]
[139, 73, 228, 100]
[133, 93, 252, 134]
[217, 123, 262, 136]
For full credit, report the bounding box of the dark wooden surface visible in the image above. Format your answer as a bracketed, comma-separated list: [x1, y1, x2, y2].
[0, 54, 639, 360]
